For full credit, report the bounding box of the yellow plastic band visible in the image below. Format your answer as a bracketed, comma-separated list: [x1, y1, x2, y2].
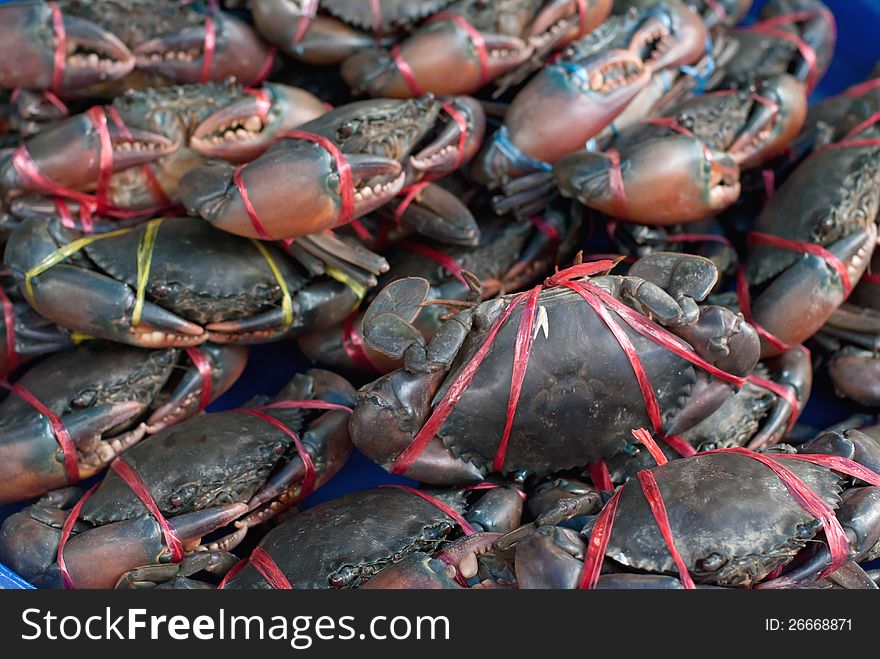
[70, 332, 93, 344]
[326, 265, 366, 302]
[250, 239, 293, 328]
[131, 218, 163, 327]
[24, 226, 135, 304]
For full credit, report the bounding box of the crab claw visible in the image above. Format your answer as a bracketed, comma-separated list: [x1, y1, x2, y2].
[0, 109, 174, 202]
[145, 344, 249, 433]
[9, 89, 71, 137]
[728, 75, 808, 168]
[410, 97, 485, 175]
[628, 1, 708, 73]
[190, 83, 327, 163]
[554, 136, 741, 224]
[59, 503, 248, 589]
[529, 0, 613, 52]
[514, 524, 586, 589]
[671, 305, 761, 377]
[252, 1, 377, 65]
[134, 12, 273, 85]
[341, 21, 531, 98]
[362, 533, 503, 589]
[0, 2, 134, 92]
[473, 50, 650, 186]
[0, 399, 146, 505]
[180, 146, 404, 240]
[385, 182, 480, 247]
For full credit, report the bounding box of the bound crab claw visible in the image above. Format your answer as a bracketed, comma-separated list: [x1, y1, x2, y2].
[554, 135, 741, 224]
[181, 97, 457, 240]
[251, 0, 381, 65]
[409, 96, 485, 177]
[133, 9, 274, 85]
[0, 107, 174, 205]
[189, 83, 328, 163]
[0, 369, 356, 589]
[0, 341, 247, 505]
[5, 216, 367, 347]
[340, 0, 540, 98]
[0, 1, 135, 92]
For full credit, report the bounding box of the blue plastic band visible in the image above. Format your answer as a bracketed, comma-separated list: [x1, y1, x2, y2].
[680, 36, 716, 94]
[492, 125, 552, 173]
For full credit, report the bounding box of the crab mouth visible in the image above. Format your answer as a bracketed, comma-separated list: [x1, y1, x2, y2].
[191, 101, 271, 160]
[483, 35, 532, 69]
[586, 57, 647, 92]
[65, 42, 134, 76]
[531, 16, 575, 50]
[728, 101, 781, 164]
[132, 28, 213, 78]
[410, 116, 472, 172]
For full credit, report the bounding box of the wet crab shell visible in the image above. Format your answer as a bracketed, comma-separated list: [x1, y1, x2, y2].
[604, 451, 843, 587]
[80, 216, 308, 326]
[322, 0, 455, 32]
[424, 280, 700, 476]
[222, 487, 469, 589]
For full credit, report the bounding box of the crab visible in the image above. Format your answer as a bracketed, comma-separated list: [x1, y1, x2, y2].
[0, 340, 247, 505]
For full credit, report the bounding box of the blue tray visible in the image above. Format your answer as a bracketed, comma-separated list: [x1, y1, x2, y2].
[1, 0, 878, 589]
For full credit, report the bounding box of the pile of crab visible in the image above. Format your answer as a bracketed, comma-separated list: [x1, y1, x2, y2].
[0, 0, 879, 591]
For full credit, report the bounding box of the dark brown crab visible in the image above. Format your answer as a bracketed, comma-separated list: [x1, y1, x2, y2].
[180, 95, 485, 240]
[4, 216, 371, 348]
[0, 369, 355, 589]
[0, 340, 247, 505]
[349, 253, 761, 484]
[0, 80, 327, 229]
[506, 430, 880, 589]
[341, 0, 611, 98]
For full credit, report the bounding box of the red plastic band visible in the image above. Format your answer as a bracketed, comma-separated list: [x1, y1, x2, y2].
[393, 181, 431, 224]
[292, 0, 319, 46]
[349, 219, 374, 242]
[821, 110, 880, 152]
[844, 77, 880, 98]
[703, 447, 849, 580]
[342, 310, 379, 373]
[604, 149, 628, 218]
[461, 482, 527, 501]
[434, 550, 471, 587]
[380, 485, 476, 535]
[105, 105, 171, 208]
[636, 469, 696, 588]
[861, 272, 880, 286]
[659, 434, 698, 458]
[233, 164, 272, 240]
[440, 101, 469, 172]
[427, 13, 490, 89]
[643, 116, 696, 138]
[530, 214, 560, 243]
[578, 487, 621, 589]
[49, 1, 65, 93]
[57, 482, 99, 589]
[631, 428, 667, 466]
[390, 260, 749, 476]
[184, 346, 213, 411]
[249, 47, 277, 86]
[112, 458, 184, 563]
[663, 232, 732, 247]
[0, 380, 78, 484]
[282, 130, 355, 227]
[391, 44, 424, 97]
[234, 408, 317, 500]
[574, 0, 589, 33]
[747, 231, 852, 295]
[736, 265, 791, 352]
[369, 0, 383, 40]
[747, 372, 800, 432]
[249, 546, 293, 589]
[0, 288, 20, 374]
[199, 16, 216, 83]
[587, 460, 613, 493]
[42, 90, 69, 114]
[493, 286, 541, 472]
[745, 10, 830, 92]
[398, 241, 468, 287]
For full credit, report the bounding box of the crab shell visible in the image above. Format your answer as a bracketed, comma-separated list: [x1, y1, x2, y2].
[222, 487, 473, 589]
[5, 216, 359, 348]
[179, 97, 455, 240]
[351, 275, 759, 482]
[0, 341, 246, 504]
[603, 451, 842, 586]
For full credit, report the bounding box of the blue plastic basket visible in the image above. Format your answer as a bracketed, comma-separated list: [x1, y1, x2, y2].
[1, 0, 878, 589]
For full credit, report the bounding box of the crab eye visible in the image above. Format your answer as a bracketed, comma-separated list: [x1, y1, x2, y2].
[337, 122, 354, 139]
[329, 565, 357, 588]
[71, 389, 97, 409]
